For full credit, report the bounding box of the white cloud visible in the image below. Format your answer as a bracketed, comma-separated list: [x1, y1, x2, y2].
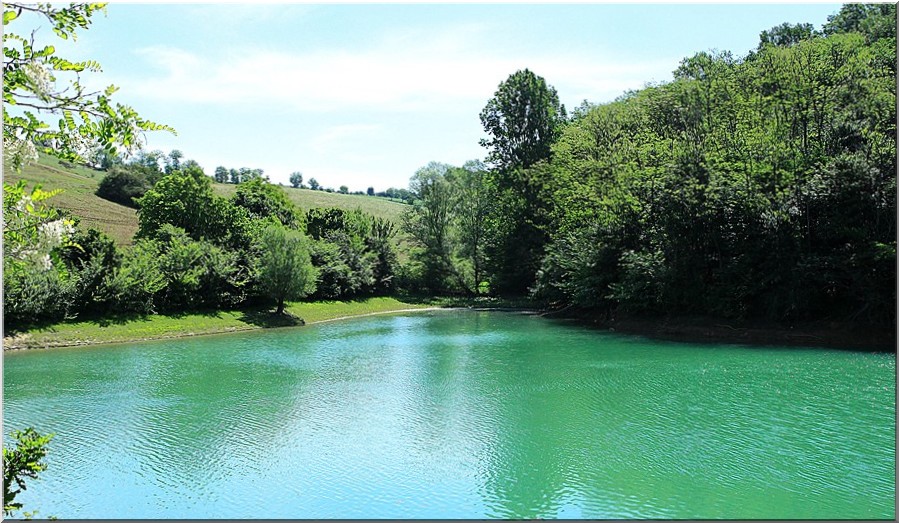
[123, 25, 677, 114]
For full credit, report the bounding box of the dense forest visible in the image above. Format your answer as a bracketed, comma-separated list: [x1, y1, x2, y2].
[403, 3, 896, 330]
[3, 3, 896, 335]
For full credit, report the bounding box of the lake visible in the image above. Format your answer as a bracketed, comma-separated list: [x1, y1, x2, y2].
[3, 310, 895, 519]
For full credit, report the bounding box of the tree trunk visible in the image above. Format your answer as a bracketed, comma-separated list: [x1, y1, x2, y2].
[276, 299, 285, 315]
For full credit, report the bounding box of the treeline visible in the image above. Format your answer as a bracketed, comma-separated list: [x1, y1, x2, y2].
[4, 168, 398, 329]
[213, 165, 266, 185]
[403, 4, 896, 328]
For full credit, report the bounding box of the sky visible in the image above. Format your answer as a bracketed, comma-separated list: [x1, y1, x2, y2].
[23, 2, 844, 191]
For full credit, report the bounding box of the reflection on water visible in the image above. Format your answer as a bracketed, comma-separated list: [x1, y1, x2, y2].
[4, 310, 895, 519]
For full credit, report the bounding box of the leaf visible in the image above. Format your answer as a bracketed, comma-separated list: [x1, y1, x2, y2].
[3, 9, 18, 24]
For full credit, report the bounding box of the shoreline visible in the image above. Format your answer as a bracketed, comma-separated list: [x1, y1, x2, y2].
[4, 300, 894, 352]
[543, 310, 896, 351]
[2, 307, 449, 352]
[2, 298, 439, 352]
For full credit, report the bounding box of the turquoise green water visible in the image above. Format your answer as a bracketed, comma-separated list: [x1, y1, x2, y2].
[3, 310, 895, 519]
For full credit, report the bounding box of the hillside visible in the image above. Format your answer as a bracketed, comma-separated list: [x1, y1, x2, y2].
[211, 182, 409, 225]
[4, 155, 411, 247]
[3, 154, 139, 245]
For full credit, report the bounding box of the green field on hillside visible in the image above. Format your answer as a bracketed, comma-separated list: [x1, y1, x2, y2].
[211, 182, 409, 225]
[4, 155, 411, 248]
[4, 154, 139, 245]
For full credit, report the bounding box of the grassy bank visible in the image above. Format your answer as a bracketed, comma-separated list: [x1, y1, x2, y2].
[3, 297, 435, 351]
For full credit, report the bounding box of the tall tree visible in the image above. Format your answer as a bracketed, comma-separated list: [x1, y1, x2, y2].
[289, 171, 304, 188]
[164, 149, 183, 174]
[479, 69, 566, 174]
[402, 162, 458, 293]
[452, 160, 491, 294]
[478, 70, 565, 295]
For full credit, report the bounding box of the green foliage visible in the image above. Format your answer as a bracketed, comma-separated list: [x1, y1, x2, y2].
[232, 177, 304, 230]
[758, 22, 816, 49]
[3, 179, 77, 328]
[214, 166, 228, 184]
[105, 239, 165, 314]
[136, 166, 254, 250]
[255, 224, 317, 314]
[151, 225, 243, 311]
[95, 165, 151, 207]
[3, 3, 174, 170]
[402, 162, 458, 293]
[306, 207, 396, 299]
[532, 21, 895, 328]
[289, 171, 304, 188]
[400, 161, 493, 295]
[479, 68, 566, 173]
[3, 428, 54, 517]
[59, 227, 120, 313]
[823, 3, 896, 42]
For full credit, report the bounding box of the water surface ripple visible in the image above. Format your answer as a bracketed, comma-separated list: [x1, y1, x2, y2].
[4, 310, 895, 519]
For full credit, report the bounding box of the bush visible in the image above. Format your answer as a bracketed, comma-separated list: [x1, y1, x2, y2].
[105, 240, 165, 314]
[3, 257, 73, 329]
[59, 228, 121, 314]
[95, 166, 150, 207]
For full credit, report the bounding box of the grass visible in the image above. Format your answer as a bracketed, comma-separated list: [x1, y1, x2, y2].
[3, 297, 434, 350]
[212, 182, 409, 225]
[3, 153, 139, 245]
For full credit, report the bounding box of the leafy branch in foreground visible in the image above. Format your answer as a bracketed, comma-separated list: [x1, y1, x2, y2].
[3, 428, 55, 517]
[3, 2, 175, 170]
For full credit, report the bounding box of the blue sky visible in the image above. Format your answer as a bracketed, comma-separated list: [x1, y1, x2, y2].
[37, 3, 843, 191]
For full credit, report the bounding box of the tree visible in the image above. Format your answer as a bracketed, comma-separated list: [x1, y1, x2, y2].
[3, 3, 174, 170]
[402, 162, 458, 293]
[255, 224, 317, 314]
[479, 69, 565, 174]
[758, 22, 816, 48]
[339, 185, 349, 194]
[453, 161, 491, 294]
[214, 166, 229, 184]
[232, 177, 303, 229]
[135, 165, 254, 251]
[308, 177, 320, 191]
[823, 3, 896, 42]
[164, 149, 183, 174]
[289, 171, 304, 188]
[367, 186, 375, 196]
[3, 428, 54, 518]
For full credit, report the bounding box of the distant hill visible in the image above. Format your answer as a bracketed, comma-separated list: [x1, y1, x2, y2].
[211, 183, 409, 226]
[4, 155, 411, 248]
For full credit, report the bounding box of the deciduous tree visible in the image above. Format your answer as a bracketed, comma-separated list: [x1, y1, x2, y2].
[256, 225, 317, 314]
